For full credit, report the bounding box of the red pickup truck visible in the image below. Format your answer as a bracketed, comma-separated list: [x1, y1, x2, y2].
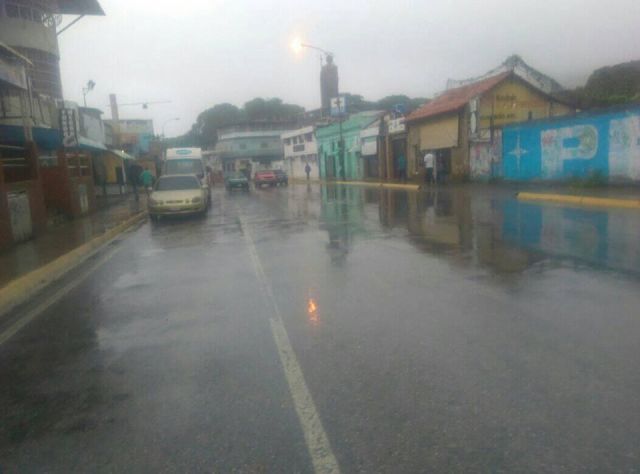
[254, 170, 277, 187]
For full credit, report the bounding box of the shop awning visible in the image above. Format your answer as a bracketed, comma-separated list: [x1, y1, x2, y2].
[78, 135, 108, 152]
[0, 124, 61, 150]
[418, 114, 459, 150]
[55, 0, 105, 15]
[108, 149, 136, 160]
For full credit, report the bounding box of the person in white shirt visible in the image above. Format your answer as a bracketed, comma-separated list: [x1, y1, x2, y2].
[423, 151, 435, 184]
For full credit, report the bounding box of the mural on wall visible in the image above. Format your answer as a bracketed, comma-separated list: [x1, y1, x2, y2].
[470, 130, 502, 180]
[609, 115, 640, 180]
[502, 107, 640, 181]
[541, 124, 599, 178]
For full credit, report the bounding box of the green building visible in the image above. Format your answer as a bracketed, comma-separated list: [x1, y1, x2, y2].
[316, 111, 383, 180]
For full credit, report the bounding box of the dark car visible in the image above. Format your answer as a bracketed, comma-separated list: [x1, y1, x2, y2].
[224, 171, 250, 191]
[274, 169, 288, 186]
[254, 170, 277, 187]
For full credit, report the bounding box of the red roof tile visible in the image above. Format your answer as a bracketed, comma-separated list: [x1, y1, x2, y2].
[407, 72, 512, 123]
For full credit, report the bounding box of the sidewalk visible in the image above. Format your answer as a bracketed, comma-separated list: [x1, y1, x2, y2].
[0, 194, 147, 290]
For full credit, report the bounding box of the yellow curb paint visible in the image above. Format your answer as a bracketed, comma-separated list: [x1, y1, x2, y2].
[0, 211, 146, 317]
[0, 245, 122, 347]
[332, 181, 420, 191]
[290, 178, 420, 191]
[517, 192, 640, 210]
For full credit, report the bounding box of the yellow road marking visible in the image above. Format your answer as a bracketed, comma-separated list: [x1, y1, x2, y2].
[240, 215, 341, 474]
[0, 245, 122, 347]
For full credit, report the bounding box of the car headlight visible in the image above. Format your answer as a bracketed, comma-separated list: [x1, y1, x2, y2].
[191, 197, 202, 203]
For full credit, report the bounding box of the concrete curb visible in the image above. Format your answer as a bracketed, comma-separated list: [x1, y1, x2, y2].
[517, 192, 640, 210]
[0, 211, 147, 318]
[331, 181, 420, 191]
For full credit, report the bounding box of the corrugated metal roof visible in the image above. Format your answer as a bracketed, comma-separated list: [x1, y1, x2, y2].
[406, 72, 511, 123]
[55, 0, 105, 15]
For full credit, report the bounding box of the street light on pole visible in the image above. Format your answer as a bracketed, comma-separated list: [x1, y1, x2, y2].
[82, 80, 95, 107]
[291, 38, 345, 179]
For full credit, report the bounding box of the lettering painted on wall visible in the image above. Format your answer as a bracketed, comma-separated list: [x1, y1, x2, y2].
[541, 125, 598, 178]
[502, 107, 640, 182]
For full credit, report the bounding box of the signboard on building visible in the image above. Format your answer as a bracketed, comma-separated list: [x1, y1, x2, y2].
[388, 117, 406, 135]
[330, 95, 347, 117]
[0, 59, 27, 90]
[59, 108, 78, 148]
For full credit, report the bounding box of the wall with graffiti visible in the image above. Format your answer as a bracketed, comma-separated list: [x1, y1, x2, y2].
[501, 107, 640, 181]
[470, 130, 502, 180]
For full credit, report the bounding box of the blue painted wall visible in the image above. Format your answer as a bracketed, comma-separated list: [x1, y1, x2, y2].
[502, 107, 640, 181]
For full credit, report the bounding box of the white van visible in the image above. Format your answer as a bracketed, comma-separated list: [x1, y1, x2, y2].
[163, 148, 211, 203]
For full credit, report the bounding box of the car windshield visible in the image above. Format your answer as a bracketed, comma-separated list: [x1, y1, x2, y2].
[227, 172, 244, 179]
[164, 159, 203, 175]
[155, 176, 200, 190]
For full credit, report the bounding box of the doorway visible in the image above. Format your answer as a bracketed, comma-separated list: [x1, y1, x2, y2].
[391, 139, 406, 179]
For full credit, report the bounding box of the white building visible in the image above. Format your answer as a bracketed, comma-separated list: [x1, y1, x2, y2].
[281, 126, 318, 180]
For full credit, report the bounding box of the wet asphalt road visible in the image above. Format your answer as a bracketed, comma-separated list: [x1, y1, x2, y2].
[1, 183, 640, 473]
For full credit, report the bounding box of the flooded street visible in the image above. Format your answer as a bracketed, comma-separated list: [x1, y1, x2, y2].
[1, 183, 639, 472]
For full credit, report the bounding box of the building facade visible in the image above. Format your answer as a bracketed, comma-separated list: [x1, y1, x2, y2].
[214, 123, 290, 175]
[0, 0, 104, 100]
[316, 111, 383, 181]
[380, 114, 407, 180]
[281, 126, 318, 180]
[104, 119, 155, 158]
[406, 71, 573, 182]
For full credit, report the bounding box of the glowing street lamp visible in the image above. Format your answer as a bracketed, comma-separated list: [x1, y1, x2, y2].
[289, 38, 345, 179]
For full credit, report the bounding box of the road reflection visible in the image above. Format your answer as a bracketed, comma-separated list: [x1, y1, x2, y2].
[307, 298, 319, 326]
[315, 184, 640, 276]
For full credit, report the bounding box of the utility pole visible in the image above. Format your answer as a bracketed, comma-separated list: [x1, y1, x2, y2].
[336, 95, 345, 180]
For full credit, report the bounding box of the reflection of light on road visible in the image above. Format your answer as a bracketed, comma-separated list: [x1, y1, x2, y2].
[307, 298, 319, 326]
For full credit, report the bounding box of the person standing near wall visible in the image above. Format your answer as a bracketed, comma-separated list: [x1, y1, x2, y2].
[305, 162, 311, 180]
[423, 150, 435, 184]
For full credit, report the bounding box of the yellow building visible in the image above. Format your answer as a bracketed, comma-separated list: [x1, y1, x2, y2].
[98, 150, 135, 184]
[406, 71, 574, 181]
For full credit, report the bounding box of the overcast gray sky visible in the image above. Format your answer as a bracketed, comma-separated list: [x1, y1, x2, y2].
[58, 0, 640, 137]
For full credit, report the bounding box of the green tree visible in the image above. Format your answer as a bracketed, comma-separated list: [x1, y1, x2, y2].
[374, 95, 428, 114]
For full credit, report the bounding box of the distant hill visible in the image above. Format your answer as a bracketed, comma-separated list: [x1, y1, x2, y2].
[573, 60, 640, 109]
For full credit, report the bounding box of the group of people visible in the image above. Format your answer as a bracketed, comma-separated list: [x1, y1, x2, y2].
[394, 150, 446, 184]
[127, 164, 155, 201]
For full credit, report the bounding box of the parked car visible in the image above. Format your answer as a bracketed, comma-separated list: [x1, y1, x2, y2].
[148, 174, 208, 220]
[274, 169, 288, 186]
[254, 170, 277, 187]
[224, 171, 250, 191]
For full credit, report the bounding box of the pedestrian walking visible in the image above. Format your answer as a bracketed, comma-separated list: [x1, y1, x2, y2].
[397, 153, 407, 182]
[127, 164, 143, 201]
[305, 163, 311, 181]
[423, 150, 435, 184]
[139, 168, 154, 196]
